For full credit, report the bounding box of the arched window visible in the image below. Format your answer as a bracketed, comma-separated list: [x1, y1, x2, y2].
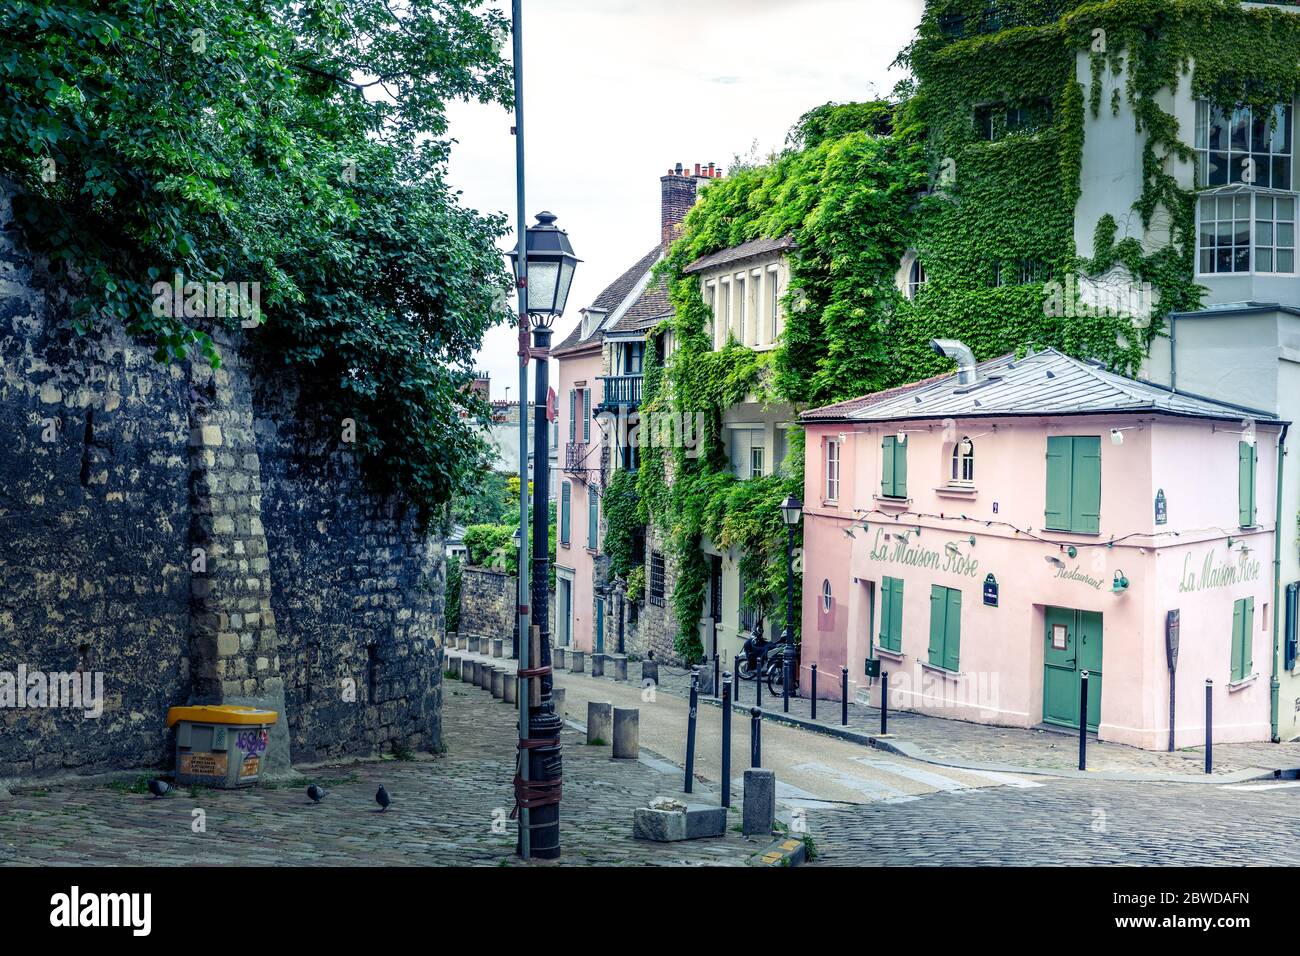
[821, 578, 833, 612]
[908, 258, 928, 300]
[951, 436, 975, 485]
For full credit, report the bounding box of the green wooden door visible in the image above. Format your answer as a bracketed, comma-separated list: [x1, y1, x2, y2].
[1043, 607, 1103, 731]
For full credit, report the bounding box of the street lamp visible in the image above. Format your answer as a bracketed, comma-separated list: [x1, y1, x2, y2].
[779, 495, 803, 706]
[507, 209, 579, 861]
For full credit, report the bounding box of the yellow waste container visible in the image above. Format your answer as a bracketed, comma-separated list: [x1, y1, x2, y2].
[166, 705, 278, 789]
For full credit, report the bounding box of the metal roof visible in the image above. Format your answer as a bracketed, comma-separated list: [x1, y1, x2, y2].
[806, 347, 1283, 425]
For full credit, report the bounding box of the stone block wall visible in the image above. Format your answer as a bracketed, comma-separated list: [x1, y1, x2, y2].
[636, 522, 684, 665]
[458, 566, 515, 641]
[0, 181, 443, 781]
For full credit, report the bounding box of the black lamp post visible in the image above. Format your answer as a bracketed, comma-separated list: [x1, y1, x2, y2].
[508, 210, 579, 860]
[779, 495, 803, 696]
[511, 527, 522, 660]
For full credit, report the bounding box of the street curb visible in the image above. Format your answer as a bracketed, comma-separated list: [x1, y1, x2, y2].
[690, 693, 1286, 785]
[751, 836, 808, 867]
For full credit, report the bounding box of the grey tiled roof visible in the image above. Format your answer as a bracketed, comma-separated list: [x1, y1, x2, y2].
[803, 348, 1282, 425]
[683, 235, 794, 275]
[553, 244, 662, 355]
[607, 274, 672, 335]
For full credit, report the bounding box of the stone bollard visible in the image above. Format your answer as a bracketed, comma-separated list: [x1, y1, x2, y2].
[469, 634, 482, 654]
[611, 654, 628, 682]
[695, 661, 715, 696]
[587, 701, 613, 745]
[479, 661, 492, 690]
[570, 649, 586, 674]
[491, 667, 504, 699]
[591, 653, 606, 678]
[462, 660, 476, 686]
[445, 655, 459, 679]
[555, 647, 567, 670]
[553, 687, 566, 717]
[457, 634, 468, 651]
[641, 658, 659, 685]
[743, 769, 776, 837]
[612, 707, 639, 759]
[503, 672, 517, 704]
[491, 638, 504, 659]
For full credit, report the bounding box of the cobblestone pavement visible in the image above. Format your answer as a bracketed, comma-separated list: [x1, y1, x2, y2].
[634, 660, 1300, 777]
[0, 680, 760, 867]
[806, 777, 1300, 866]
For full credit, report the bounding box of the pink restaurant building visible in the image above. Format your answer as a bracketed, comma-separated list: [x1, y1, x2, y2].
[799, 342, 1286, 750]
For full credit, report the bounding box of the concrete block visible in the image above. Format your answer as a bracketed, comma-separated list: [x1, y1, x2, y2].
[553, 687, 566, 717]
[633, 808, 686, 842]
[591, 653, 606, 678]
[491, 637, 504, 658]
[446, 655, 461, 679]
[743, 769, 776, 837]
[569, 649, 585, 674]
[633, 800, 727, 842]
[491, 667, 504, 698]
[611, 654, 628, 681]
[587, 701, 613, 745]
[503, 673, 517, 704]
[612, 707, 639, 759]
[641, 659, 659, 685]
[554, 647, 567, 669]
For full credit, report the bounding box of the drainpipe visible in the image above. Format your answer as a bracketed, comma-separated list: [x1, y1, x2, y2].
[1169, 313, 1177, 392]
[1271, 422, 1289, 743]
[930, 338, 978, 385]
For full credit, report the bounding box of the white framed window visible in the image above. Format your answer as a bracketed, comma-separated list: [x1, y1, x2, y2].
[908, 258, 927, 300]
[821, 578, 832, 613]
[1197, 190, 1296, 275]
[750, 445, 765, 479]
[720, 281, 731, 346]
[736, 275, 747, 344]
[705, 284, 716, 345]
[1196, 100, 1292, 190]
[825, 438, 840, 502]
[951, 437, 975, 485]
[768, 269, 780, 341]
[729, 426, 763, 480]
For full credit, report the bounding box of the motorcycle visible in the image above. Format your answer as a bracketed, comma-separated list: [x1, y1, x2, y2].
[735, 620, 790, 696]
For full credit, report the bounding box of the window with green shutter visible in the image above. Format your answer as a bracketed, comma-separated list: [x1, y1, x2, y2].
[583, 388, 591, 442]
[1238, 441, 1257, 528]
[1231, 596, 1255, 681]
[879, 576, 904, 652]
[587, 486, 598, 549]
[927, 585, 962, 671]
[568, 389, 576, 442]
[882, 435, 908, 499]
[560, 482, 571, 545]
[1044, 436, 1101, 533]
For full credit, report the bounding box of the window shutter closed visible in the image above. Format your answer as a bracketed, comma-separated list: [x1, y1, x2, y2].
[1239, 441, 1257, 527]
[1244, 597, 1255, 677]
[928, 585, 946, 666]
[583, 389, 591, 442]
[1044, 436, 1072, 530]
[569, 390, 576, 442]
[889, 578, 904, 651]
[882, 436, 897, 498]
[943, 587, 962, 671]
[560, 483, 571, 544]
[1231, 598, 1245, 681]
[588, 488, 598, 549]
[881, 577, 904, 652]
[1070, 437, 1102, 534]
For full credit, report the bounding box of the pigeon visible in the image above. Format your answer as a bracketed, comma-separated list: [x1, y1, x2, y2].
[147, 778, 171, 799]
[307, 784, 327, 804]
[375, 785, 391, 812]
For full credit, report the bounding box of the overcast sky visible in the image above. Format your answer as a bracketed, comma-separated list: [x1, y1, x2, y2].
[447, 0, 927, 399]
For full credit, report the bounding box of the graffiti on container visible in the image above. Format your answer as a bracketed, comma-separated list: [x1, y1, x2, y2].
[236, 729, 269, 756]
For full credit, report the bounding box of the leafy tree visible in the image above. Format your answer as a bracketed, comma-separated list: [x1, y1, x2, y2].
[0, 0, 513, 515]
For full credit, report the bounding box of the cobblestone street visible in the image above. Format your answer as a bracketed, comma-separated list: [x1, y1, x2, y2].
[0, 679, 759, 867]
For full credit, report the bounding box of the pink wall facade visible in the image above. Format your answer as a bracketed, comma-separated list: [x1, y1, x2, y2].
[800, 414, 1280, 750]
[554, 347, 603, 653]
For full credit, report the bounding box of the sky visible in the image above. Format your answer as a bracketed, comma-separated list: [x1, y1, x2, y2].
[447, 0, 928, 399]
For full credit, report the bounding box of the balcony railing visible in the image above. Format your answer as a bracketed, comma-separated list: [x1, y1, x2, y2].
[565, 441, 593, 476]
[598, 374, 643, 410]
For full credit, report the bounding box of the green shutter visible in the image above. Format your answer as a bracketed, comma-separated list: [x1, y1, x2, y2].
[928, 585, 946, 666]
[1045, 436, 1072, 530]
[1239, 441, 1257, 527]
[1070, 437, 1102, 534]
[943, 587, 962, 671]
[568, 389, 576, 442]
[1231, 597, 1245, 681]
[890, 578, 904, 651]
[896, 438, 908, 498]
[583, 388, 591, 442]
[1243, 596, 1255, 677]
[560, 482, 571, 545]
[880, 577, 904, 652]
[881, 436, 896, 497]
[588, 488, 598, 549]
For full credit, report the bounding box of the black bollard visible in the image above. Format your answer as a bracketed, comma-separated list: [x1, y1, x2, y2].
[881, 671, 889, 735]
[721, 672, 732, 808]
[783, 651, 791, 713]
[733, 668, 740, 707]
[1205, 679, 1213, 774]
[756, 655, 763, 709]
[750, 707, 762, 768]
[685, 667, 699, 794]
[841, 666, 849, 726]
[810, 663, 818, 720]
[1078, 669, 1089, 771]
[714, 653, 721, 700]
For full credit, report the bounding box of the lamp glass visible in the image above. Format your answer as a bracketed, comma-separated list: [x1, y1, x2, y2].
[554, 257, 576, 316]
[779, 495, 803, 527]
[527, 260, 560, 315]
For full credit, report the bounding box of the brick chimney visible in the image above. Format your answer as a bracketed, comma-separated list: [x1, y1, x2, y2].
[661, 162, 720, 249]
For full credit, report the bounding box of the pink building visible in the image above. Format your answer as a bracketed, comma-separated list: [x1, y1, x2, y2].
[799, 343, 1285, 750]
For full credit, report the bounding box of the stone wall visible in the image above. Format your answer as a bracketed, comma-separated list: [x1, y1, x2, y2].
[636, 522, 684, 665]
[0, 181, 443, 782]
[457, 566, 515, 642]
